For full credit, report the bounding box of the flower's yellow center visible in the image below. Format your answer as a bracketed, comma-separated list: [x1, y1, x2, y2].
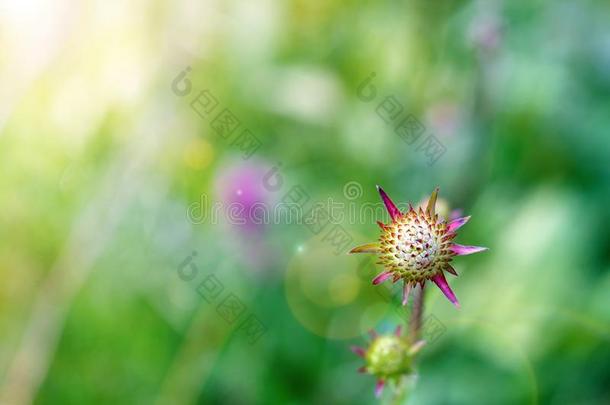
[378, 209, 452, 283]
[394, 220, 440, 268]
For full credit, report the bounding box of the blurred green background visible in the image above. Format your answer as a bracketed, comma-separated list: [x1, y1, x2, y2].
[1, 0, 609, 404]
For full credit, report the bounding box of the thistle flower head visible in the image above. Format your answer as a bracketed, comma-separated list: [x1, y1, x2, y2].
[350, 186, 487, 307]
[352, 327, 425, 397]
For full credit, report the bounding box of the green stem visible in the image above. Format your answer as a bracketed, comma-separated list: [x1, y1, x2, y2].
[408, 284, 425, 343]
[388, 286, 425, 404]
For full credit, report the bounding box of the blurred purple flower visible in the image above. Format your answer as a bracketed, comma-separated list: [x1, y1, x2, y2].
[216, 161, 270, 233]
[215, 160, 274, 270]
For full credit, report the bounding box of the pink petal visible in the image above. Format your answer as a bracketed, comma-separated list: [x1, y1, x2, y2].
[376, 221, 387, 230]
[450, 244, 488, 256]
[372, 271, 392, 285]
[375, 380, 385, 398]
[395, 325, 402, 336]
[402, 282, 412, 306]
[431, 272, 460, 308]
[376, 185, 401, 221]
[447, 216, 471, 233]
[351, 346, 366, 357]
